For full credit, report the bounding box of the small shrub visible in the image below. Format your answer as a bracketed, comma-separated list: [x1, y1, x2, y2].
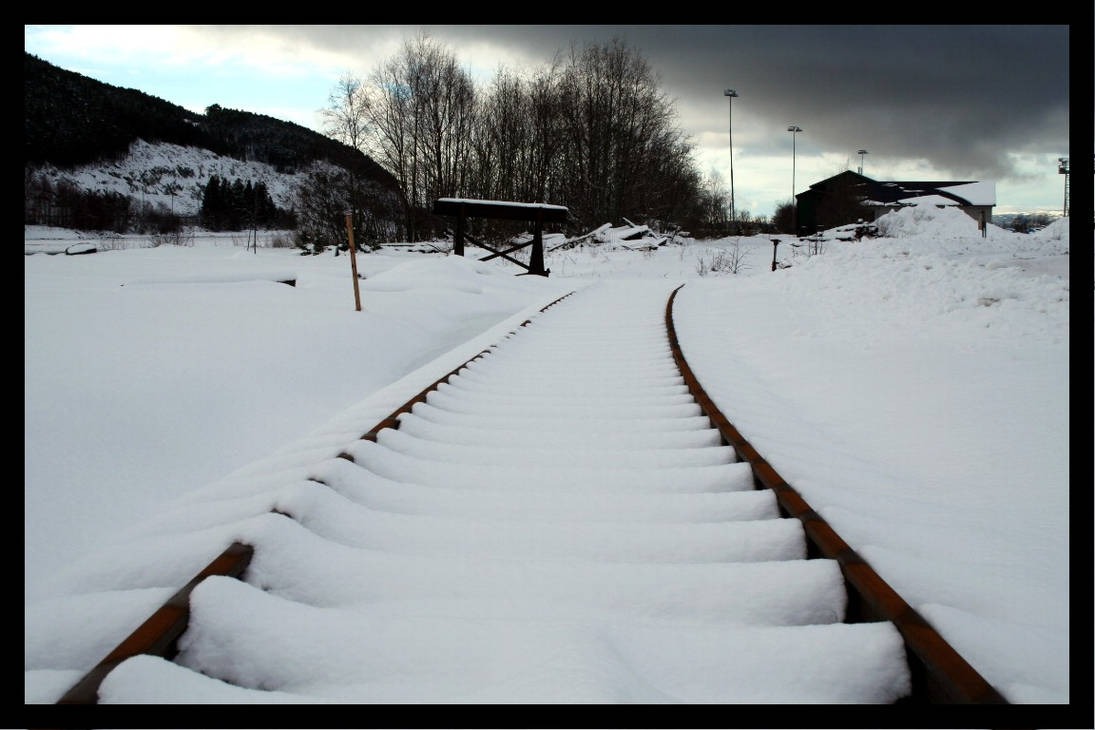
[695, 239, 749, 275]
[150, 229, 194, 247]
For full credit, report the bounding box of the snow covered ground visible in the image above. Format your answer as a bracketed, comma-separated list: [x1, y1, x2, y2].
[24, 205, 1071, 705]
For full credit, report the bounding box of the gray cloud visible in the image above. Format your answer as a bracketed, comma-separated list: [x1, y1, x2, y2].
[202, 25, 1071, 187]
[403, 25, 1070, 181]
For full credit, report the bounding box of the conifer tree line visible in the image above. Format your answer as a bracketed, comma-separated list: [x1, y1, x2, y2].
[321, 35, 741, 241]
[199, 175, 294, 231]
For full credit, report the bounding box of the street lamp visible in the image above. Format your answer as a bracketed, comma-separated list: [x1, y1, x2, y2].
[1058, 157, 1069, 217]
[724, 89, 738, 228]
[788, 125, 802, 235]
[857, 149, 868, 176]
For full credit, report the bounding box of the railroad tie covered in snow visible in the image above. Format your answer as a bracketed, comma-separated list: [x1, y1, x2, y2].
[56, 280, 1005, 704]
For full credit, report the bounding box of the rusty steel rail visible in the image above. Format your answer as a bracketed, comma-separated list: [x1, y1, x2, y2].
[664, 283, 1007, 705]
[55, 542, 253, 704]
[54, 284, 1011, 707]
[53, 290, 575, 706]
[344, 291, 575, 447]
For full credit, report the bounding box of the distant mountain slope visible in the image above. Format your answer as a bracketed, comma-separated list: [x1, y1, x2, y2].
[24, 53, 217, 168]
[24, 53, 400, 192]
[33, 139, 307, 218]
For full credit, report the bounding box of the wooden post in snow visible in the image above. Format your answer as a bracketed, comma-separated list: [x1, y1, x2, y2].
[454, 203, 465, 257]
[344, 211, 362, 312]
[529, 209, 546, 276]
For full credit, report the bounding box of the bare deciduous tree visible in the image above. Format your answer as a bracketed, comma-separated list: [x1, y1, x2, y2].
[322, 73, 371, 154]
[355, 34, 477, 240]
[322, 36, 711, 241]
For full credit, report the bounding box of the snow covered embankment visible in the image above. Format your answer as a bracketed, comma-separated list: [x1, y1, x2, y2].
[25, 252, 569, 702]
[673, 207, 1069, 703]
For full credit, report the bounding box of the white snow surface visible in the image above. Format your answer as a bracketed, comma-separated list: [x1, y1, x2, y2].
[437, 197, 569, 212]
[24, 206, 1071, 704]
[939, 180, 996, 206]
[891, 181, 995, 207]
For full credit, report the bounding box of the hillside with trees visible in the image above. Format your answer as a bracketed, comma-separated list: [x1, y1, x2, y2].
[25, 53, 404, 243]
[24, 53, 218, 169]
[26, 43, 760, 247]
[25, 53, 399, 185]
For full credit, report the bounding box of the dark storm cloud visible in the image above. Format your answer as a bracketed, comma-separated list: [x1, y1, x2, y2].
[426, 25, 1070, 180]
[258, 25, 1069, 181]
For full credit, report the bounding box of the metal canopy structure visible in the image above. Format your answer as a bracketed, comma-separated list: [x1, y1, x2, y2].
[433, 198, 569, 277]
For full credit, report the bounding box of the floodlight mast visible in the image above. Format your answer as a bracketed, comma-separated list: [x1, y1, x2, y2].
[788, 125, 802, 235]
[1057, 157, 1069, 217]
[724, 89, 739, 228]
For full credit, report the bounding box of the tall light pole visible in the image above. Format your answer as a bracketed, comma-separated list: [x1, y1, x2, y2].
[724, 89, 738, 229]
[1058, 157, 1069, 217]
[857, 149, 868, 176]
[788, 125, 802, 235]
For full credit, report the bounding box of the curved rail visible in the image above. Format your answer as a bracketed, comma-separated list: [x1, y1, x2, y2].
[664, 283, 1007, 705]
[55, 283, 1007, 705]
[53, 290, 576, 705]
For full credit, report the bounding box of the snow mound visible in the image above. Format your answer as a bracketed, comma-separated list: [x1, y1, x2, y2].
[870, 204, 1068, 260]
[1033, 216, 1069, 242]
[359, 255, 489, 294]
[875, 203, 982, 239]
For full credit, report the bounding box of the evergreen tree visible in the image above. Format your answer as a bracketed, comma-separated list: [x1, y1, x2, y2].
[201, 174, 286, 231]
[229, 179, 246, 230]
[200, 175, 221, 229]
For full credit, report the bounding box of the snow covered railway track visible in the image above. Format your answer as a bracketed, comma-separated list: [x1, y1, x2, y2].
[57, 281, 1003, 705]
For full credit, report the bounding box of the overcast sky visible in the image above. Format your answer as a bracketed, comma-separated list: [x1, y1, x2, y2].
[25, 24, 1071, 217]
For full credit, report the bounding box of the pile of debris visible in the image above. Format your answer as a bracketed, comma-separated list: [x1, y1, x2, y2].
[549, 218, 680, 253]
[807, 220, 879, 243]
[377, 240, 451, 254]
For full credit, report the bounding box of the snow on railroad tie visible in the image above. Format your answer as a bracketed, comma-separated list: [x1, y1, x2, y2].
[374, 428, 735, 468]
[340, 439, 754, 493]
[272, 481, 806, 564]
[97, 279, 911, 703]
[404, 403, 713, 432]
[392, 412, 725, 449]
[309, 457, 780, 524]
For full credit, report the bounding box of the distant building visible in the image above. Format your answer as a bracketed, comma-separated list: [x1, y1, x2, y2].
[794, 171, 996, 234]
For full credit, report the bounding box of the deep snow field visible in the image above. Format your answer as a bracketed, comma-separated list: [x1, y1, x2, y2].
[24, 205, 1072, 706]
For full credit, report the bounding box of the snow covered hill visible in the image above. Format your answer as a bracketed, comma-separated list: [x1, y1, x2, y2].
[29, 139, 305, 218]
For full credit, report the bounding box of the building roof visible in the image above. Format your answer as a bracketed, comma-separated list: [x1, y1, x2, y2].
[801, 171, 995, 207]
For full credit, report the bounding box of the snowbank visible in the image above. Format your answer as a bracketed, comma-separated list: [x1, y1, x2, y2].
[673, 205, 1069, 703]
[360, 256, 488, 294]
[24, 245, 566, 607]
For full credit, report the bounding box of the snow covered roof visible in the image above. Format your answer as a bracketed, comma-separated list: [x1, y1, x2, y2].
[434, 198, 570, 223]
[937, 181, 995, 206]
[878, 181, 995, 207]
[895, 195, 968, 207]
[810, 174, 998, 211]
[436, 198, 568, 212]
[865, 188, 996, 210]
